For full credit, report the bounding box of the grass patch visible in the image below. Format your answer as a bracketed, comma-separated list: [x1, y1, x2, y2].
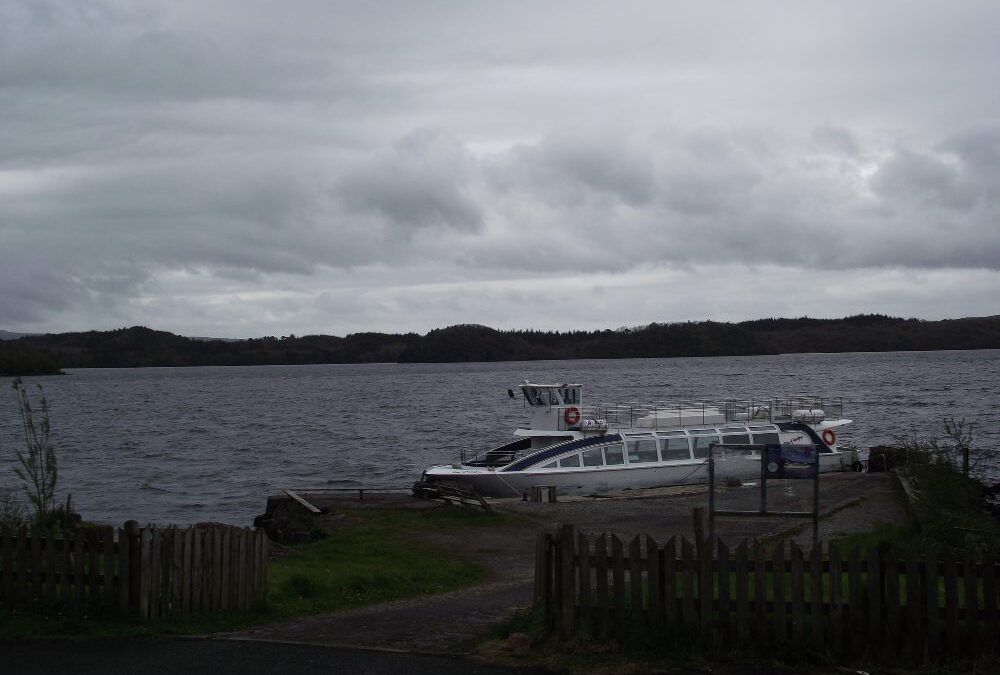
[831, 460, 1000, 558]
[1, 504, 515, 640]
[268, 508, 491, 616]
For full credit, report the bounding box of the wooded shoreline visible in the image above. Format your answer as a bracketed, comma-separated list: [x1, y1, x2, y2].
[2, 314, 999, 375]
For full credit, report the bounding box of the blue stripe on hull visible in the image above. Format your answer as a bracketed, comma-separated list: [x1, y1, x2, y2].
[502, 433, 622, 472]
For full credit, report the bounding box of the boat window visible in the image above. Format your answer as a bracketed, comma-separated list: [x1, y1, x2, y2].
[627, 439, 659, 463]
[558, 454, 581, 468]
[559, 387, 580, 405]
[690, 428, 718, 435]
[604, 444, 625, 465]
[748, 424, 777, 431]
[581, 447, 604, 467]
[658, 430, 687, 437]
[692, 435, 719, 459]
[751, 432, 780, 446]
[661, 437, 692, 461]
[722, 433, 751, 445]
[721, 426, 747, 433]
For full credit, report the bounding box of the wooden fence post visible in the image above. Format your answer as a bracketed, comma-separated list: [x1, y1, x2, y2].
[681, 537, 695, 634]
[86, 529, 100, 607]
[102, 527, 115, 608]
[809, 541, 823, 649]
[182, 527, 194, 615]
[773, 542, 786, 644]
[735, 540, 749, 645]
[575, 532, 590, 637]
[117, 524, 130, 613]
[213, 526, 224, 610]
[595, 533, 609, 640]
[829, 544, 844, 655]
[663, 536, 677, 634]
[647, 535, 661, 636]
[717, 539, 731, 643]
[963, 549, 977, 654]
[753, 541, 766, 644]
[137, 528, 152, 620]
[16, 528, 28, 603]
[220, 528, 231, 612]
[848, 546, 863, 657]
[790, 542, 804, 643]
[904, 552, 923, 664]
[558, 524, 575, 637]
[629, 535, 643, 633]
[44, 531, 57, 602]
[30, 527, 41, 599]
[925, 552, 941, 659]
[0, 533, 11, 601]
[884, 545, 900, 658]
[866, 545, 882, 657]
[125, 520, 140, 616]
[944, 549, 960, 658]
[984, 552, 997, 654]
[150, 527, 161, 619]
[612, 534, 626, 642]
[59, 532, 72, 604]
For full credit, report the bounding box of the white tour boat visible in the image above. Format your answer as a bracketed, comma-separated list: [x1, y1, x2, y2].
[420, 382, 856, 498]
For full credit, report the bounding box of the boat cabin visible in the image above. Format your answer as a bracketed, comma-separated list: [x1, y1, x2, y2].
[518, 382, 585, 434]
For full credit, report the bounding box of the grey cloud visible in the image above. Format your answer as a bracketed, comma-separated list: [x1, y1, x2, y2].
[870, 149, 975, 210]
[492, 133, 655, 207]
[338, 129, 482, 232]
[3, 1, 1000, 334]
[811, 125, 861, 157]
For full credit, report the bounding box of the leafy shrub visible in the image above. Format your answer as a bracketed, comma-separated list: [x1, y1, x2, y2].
[0, 484, 27, 532]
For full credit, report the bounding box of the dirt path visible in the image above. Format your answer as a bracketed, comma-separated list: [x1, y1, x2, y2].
[221, 473, 903, 653]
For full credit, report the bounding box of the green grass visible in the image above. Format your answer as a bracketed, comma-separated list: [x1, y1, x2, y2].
[0, 505, 514, 640]
[267, 507, 495, 616]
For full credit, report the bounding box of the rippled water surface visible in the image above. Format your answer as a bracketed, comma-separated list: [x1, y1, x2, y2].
[1, 350, 997, 526]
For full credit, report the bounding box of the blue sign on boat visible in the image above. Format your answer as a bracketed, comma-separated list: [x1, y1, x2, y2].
[764, 443, 818, 479]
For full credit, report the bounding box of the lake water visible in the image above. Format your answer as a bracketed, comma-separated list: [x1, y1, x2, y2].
[1, 350, 997, 526]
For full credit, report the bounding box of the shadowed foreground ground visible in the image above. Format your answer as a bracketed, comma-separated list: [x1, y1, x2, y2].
[226, 473, 903, 653]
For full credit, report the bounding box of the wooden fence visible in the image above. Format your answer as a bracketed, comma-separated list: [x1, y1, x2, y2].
[0, 521, 268, 620]
[535, 524, 999, 664]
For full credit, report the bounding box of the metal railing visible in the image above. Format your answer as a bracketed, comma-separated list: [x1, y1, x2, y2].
[554, 396, 844, 431]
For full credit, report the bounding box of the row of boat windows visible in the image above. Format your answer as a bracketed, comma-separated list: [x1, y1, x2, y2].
[538, 432, 781, 470]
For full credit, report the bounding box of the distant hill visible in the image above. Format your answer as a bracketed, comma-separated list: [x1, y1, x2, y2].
[2, 315, 999, 375]
[0, 330, 36, 340]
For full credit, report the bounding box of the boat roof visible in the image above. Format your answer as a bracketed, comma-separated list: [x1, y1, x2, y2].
[519, 382, 582, 388]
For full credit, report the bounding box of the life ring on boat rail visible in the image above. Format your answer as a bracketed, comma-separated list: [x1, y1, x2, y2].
[563, 406, 581, 426]
[821, 429, 837, 446]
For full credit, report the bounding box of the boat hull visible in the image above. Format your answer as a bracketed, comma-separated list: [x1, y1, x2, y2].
[424, 452, 850, 498]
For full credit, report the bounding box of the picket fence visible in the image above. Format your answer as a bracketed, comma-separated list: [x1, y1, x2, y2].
[0, 521, 268, 619]
[535, 524, 999, 663]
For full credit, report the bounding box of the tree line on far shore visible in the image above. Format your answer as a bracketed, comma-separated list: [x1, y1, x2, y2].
[2, 314, 1000, 375]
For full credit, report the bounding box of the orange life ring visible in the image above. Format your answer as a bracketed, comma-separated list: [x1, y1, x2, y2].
[564, 407, 581, 426]
[821, 429, 836, 446]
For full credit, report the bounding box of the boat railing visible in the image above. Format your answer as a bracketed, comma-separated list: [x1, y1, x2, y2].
[572, 396, 843, 430]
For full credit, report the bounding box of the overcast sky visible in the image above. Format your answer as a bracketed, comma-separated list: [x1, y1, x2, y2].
[2, 1, 999, 338]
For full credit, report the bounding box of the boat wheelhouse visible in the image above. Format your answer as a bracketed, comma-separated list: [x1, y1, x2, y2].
[420, 382, 855, 498]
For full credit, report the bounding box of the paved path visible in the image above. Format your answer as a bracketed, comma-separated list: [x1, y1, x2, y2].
[0, 638, 540, 675]
[221, 578, 534, 653]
